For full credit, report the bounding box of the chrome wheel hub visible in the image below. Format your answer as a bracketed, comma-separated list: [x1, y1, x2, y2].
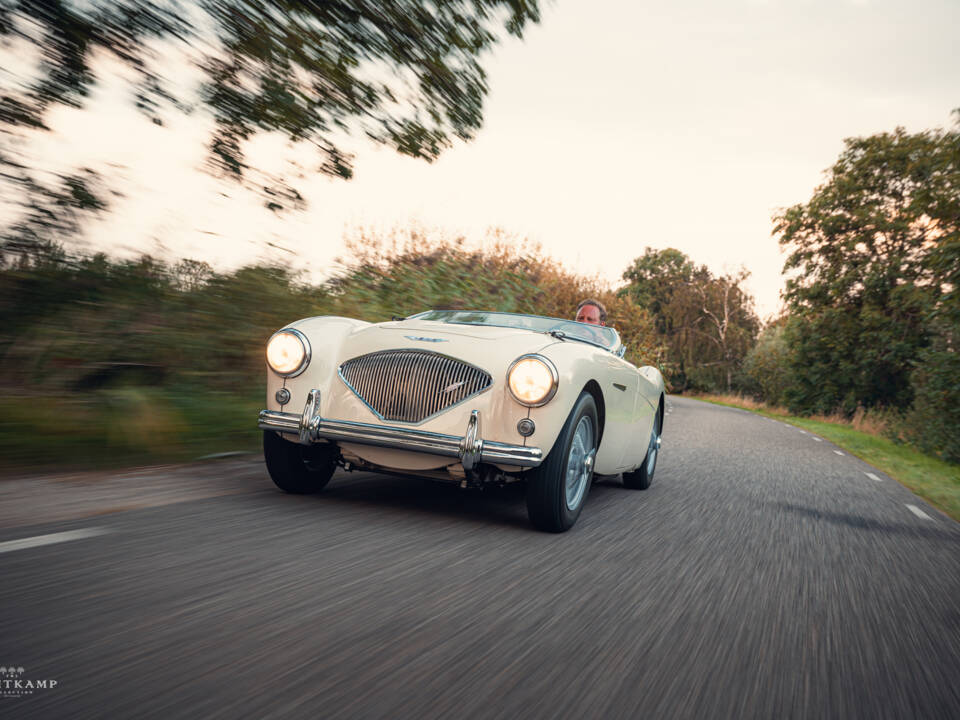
[565, 416, 595, 511]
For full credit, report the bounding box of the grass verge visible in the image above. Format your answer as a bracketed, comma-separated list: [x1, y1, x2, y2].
[0, 388, 263, 474]
[693, 393, 960, 523]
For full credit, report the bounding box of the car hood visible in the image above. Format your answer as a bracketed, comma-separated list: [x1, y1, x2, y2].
[337, 319, 557, 372]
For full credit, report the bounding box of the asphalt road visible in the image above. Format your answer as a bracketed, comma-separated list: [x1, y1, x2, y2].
[2, 396, 959, 719]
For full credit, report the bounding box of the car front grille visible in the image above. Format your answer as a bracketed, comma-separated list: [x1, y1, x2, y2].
[339, 350, 492, 423]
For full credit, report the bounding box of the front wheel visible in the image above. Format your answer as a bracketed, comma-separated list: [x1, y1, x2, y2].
[263, 431, 337, 494]
[525, 392, 598, 532]
[623, 407, 661, 490]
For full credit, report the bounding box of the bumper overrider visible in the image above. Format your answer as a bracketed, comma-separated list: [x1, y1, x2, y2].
[258, 390, 543, 470]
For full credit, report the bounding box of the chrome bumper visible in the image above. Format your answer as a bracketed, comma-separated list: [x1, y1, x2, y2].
[257, 390, 543, 469]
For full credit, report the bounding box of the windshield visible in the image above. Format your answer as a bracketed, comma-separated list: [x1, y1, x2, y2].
[408, 310, 622, 352]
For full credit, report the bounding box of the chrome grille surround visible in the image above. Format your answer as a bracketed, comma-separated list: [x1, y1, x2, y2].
[339, 350, 493, 424]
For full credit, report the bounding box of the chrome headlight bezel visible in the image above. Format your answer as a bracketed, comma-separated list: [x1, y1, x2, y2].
[266, 328, 312, 378]
[506, 354, 559, 408]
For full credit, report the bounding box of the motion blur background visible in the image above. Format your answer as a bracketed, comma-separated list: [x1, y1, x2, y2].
[0, 0, 957, 471]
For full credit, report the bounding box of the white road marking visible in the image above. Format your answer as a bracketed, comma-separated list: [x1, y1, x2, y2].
[0, 527, 109, 554]
[833, 450, 845, 456]
[864, 472, 882, 482]
[812, 437, 823, 442]
[798, 430, 808, 434]
[906, 505, 932, 520]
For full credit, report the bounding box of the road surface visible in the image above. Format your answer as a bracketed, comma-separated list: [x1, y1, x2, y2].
[1, 396, 958, 718]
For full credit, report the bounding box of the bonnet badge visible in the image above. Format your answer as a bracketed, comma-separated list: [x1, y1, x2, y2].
[405, 335, 448, 343]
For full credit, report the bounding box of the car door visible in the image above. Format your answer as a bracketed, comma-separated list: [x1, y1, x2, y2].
[622, 366, 660, 470]
[597, 354, 649, 471]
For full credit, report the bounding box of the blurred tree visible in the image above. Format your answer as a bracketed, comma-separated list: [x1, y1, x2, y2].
[1, 0, 540, 180]
[0, 230, 666, 468]
[775, 113, 959, 415]
[0, 166, 110, 267]
[0, 0, 541, 254]
[334, 227, 660, 366]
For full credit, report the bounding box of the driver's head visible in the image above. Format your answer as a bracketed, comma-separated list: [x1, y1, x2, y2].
[575, 298, 607, 326]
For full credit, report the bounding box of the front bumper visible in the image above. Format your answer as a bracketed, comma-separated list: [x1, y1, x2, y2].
[257, 390, 543, 469]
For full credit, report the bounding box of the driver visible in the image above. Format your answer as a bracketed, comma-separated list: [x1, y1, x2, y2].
[575, 298, 607, 326]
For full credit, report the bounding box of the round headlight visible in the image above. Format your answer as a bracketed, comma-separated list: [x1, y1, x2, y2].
[266, 329, 311, 377]
[507, 355, 558, 407]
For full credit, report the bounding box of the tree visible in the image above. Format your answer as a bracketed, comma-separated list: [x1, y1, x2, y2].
[333, 227, 661, 367]
[620, 247, 759, 392]
[0, 0, 541, 252]
[774, 113, 959, 415]
[687, 269, 759, 392]
[619, 248, 699, 386]
[741, 320, 790, 405]
[620, 248, 695, 328]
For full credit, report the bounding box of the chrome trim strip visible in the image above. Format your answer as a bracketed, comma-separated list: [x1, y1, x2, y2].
[257, 409, 543, 468]
[259, 410, 299, 433]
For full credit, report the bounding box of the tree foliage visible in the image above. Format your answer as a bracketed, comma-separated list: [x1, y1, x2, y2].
[0, 0, 541, 257]
[2, 0, 539, 177]
[0, 230, 658, 467]
[333, 228, 660, 367]
[620, 247, 759, 392]
[740, 320, 790, 406]
[775, 115, 960, 416]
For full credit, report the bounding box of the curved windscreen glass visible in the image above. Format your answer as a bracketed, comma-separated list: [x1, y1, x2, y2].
[408, 310, 622, 352]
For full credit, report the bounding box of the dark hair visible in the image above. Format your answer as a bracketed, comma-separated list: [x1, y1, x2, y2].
[576, 298, 607, 323]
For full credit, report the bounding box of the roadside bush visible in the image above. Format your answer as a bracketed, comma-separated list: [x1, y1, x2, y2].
[332, 228, 660, 367]
[902, 346, 960, 463]
[740, 324, 791, 405]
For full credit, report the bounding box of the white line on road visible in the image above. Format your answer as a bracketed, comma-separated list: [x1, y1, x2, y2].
[798, 430, 808, 434]
[833, 450, 845, 456]
[812, 437, 823, 442]
[0, 528, 109, 554]
[864, 472, 882, 482]
[906, 505, 932, 520]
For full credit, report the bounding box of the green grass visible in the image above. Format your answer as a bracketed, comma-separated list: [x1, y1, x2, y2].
[0, 388, 264, 473]
[696, 395, 960, 522]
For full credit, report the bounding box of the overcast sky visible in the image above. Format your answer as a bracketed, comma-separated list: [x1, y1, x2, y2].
[24, 0, 960, 318]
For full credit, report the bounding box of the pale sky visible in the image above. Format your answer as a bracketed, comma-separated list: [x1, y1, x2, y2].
[13, 0, 960, 319]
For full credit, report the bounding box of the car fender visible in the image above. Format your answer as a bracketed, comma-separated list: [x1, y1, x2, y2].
[265, 316, 370, 415]
[524, 341, 649, 475]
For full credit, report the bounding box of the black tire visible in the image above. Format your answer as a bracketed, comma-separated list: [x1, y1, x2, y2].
[623, 406, 661, 490]
[263, 430, 337, 494]
[525, 391, 599, 533]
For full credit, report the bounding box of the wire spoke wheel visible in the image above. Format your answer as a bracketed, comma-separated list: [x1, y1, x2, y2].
[526, 391, 598, 532]
[623, 404, 662, 491]
[565, 416, 594, 511]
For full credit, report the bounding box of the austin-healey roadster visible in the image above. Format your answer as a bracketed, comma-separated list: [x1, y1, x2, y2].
[257, 310, 665, 532]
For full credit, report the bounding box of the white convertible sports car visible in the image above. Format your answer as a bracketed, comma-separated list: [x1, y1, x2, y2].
[257, 310, 665, 532]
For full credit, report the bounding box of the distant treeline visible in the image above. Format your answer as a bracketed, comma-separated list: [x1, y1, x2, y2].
[624, 114, 959, 465]
[2, 116, 957, 468]
[742, 118, 959, 463]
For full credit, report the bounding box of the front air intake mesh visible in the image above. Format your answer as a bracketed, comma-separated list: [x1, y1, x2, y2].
[339, 350, 492, 423]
